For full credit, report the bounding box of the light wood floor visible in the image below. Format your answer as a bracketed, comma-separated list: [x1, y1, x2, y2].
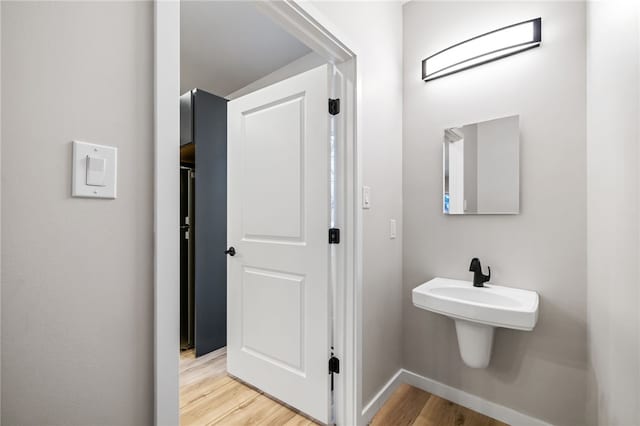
[370, 383, 508, 426]
[180, 348, 316, 425]
[180, 348, 507, 426]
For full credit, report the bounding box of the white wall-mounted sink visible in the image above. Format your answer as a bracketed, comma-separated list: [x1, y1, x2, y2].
[412, 277, 539, 368]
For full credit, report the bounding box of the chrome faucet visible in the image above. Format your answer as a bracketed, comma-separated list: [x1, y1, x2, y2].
[469, 258, 491, 287]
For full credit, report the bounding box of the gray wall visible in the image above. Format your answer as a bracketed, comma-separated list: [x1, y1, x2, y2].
[586, 2, 640, 425]
[1, 2, 153, 425]
[402, 2, 587, 425]
[310, 1, 405, 406]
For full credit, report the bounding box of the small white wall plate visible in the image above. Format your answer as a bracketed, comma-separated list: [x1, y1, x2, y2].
[71, 141, 117, 199]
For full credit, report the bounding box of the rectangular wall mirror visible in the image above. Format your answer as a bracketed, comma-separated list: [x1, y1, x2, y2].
[443, 115, 520, 215]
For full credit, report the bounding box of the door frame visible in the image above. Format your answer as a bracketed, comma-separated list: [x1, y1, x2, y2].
[153, 2, 363, 425]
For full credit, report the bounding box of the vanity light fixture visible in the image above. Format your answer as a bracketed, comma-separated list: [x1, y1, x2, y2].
[422, 17, 542, 82]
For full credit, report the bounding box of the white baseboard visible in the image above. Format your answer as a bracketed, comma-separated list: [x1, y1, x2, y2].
[400, 370, 551, 426]
[361, 369, 404, 425]
[360, 369, 551, 426]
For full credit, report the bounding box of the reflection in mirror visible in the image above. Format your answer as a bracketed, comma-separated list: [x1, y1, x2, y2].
[443, 115, 519, 215]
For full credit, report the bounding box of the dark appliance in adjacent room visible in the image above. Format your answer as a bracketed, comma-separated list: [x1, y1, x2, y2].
[180, 89, 228, 357]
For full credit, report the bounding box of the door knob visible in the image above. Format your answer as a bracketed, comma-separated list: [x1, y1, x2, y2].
[225, 247, 236, 256]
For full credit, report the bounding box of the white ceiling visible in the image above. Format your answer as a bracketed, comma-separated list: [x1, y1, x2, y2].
[180, 1, 313, 97]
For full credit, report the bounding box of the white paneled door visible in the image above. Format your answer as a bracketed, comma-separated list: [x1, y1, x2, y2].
[227, 64, 332, 424]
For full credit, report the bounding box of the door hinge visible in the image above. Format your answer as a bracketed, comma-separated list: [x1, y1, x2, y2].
[329, 98, 340, 115]
[329, 356, 340, 374]
[329, 228, 340, 244]
[329, 355, 340, 392]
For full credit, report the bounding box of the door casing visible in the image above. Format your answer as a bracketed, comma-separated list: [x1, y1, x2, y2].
[153, 2, 362, 425]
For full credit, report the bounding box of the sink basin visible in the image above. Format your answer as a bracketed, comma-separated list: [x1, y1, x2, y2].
[412, 277, 539, 368]
[413, 277, 538, 330]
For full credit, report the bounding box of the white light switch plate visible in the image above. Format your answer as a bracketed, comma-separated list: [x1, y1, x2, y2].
[72, 141, 117, 199]
[362, 186, 371, 209]
[390, 219, 397, 239]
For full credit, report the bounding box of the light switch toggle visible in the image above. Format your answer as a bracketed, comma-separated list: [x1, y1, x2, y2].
[86, 155, 107, 186]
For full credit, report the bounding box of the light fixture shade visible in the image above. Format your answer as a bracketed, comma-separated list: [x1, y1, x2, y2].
[422, 17, 542, 82]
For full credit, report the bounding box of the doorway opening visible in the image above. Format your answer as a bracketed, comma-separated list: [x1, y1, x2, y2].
[155, 1, 362, 424]
[166, 2, 358, 425]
